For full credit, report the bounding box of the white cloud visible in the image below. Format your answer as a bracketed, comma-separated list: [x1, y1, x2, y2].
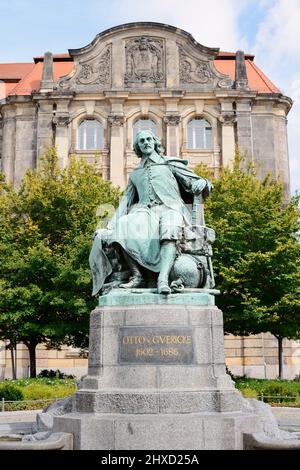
[252, 0, 300, 194]
[109, 0, 249, 50]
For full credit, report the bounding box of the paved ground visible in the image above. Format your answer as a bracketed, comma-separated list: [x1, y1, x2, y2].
[1, 407, 300, 429]
[0, 409, 41, 424]
[0, 410, 41, 435]
[271, 407, 300, 434]
[0, 407, 300, 442]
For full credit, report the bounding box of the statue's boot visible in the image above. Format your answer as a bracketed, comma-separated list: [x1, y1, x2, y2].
[120, 251, 144, 288]
[157, 241, 177, 295]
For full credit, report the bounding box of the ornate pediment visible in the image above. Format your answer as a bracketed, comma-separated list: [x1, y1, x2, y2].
[55, 23, 233, 92]
[178, 44, 233, 89]
[58, 45, 111, 91]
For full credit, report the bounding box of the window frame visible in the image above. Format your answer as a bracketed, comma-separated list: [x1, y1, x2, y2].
[187, 118, 213, 150]
[77, 119, 104, 151]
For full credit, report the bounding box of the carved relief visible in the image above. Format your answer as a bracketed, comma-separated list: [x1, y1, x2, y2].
[163, 115, 181, 126]
[108, 115, 125, 127]
[124, 37, 165, 86]
[58, 46, 111, 90]
[178, 45, 233, 89]
[52, 115, 70, 127]
[76, 48, 111, 85]
[219, 113, 236, 125]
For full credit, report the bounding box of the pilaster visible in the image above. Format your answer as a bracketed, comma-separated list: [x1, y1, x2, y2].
[163, 114, 181, 156]
[108, 111, 125, 189]
[220, 101, 236, 168]
[53, 99, 71, 168]
[36, 98, 54, 158]
[14, 104, 37, 186]
[235, 99, 253, 162]
[1, 105, 16, 183]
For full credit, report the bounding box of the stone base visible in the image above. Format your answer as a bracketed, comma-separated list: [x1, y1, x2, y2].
[53, 411, 262, 450]
[52, 292, 265, 449]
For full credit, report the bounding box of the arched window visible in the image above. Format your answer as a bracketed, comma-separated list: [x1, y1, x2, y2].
[77, 119, 104, 150]
[187, 118, 212, 149]
[133, 118, 157, 141]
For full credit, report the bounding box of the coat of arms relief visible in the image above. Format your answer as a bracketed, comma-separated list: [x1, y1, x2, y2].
[124, 37, 165, 86]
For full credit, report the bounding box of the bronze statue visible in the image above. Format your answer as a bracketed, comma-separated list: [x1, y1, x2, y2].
[90, 130, 214, 296]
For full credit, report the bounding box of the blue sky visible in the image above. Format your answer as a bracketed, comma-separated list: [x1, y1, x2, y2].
[0, 0, 299, 193]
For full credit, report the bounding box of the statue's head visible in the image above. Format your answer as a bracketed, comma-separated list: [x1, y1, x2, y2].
[133, 130, 162, 158]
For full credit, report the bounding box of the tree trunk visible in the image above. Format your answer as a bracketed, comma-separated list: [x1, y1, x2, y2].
[14, 342, 17, 379]
[10, 343, 16, 380]
[25, 341, 38, 378]
[277, 336, 284, 379]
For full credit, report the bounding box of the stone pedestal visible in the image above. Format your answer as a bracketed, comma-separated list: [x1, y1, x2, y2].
[53, 290, 263, 449]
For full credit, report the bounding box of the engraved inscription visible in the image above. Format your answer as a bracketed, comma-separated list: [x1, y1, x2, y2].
[119, 327, 194, 364]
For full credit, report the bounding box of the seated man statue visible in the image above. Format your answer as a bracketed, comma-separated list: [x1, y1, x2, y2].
[90, 130, 213, 296]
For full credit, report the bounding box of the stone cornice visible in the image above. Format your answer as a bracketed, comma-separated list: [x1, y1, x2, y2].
[69, 22, 220, 59]
[32, 91, 74, 101]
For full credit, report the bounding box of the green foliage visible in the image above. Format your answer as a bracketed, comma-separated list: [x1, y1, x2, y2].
[259, 383, 297, 403]
[195, 151, 300, 342]
[0, 377, 76, 410]
[12, 377, 76, 388]
[0, 148, 122, 375]
[0, 382, 24, 401]
[21, 382, 76, 400]
[239, 388, 258, 399]
[37, 369, 75, 379]
[235, 378, 300, 405]
[235, 377, 300, 394]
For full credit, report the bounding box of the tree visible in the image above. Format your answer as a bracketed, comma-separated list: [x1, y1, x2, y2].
[196, 153, 300, 378]
[0, 148, 121, 377]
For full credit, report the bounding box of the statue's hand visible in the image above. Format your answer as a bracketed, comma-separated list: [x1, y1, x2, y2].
[191, 179, 208, 195]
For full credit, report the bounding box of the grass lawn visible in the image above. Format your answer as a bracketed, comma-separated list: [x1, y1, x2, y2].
[0, 377, 77, 411]
[234, 377, 300, 406]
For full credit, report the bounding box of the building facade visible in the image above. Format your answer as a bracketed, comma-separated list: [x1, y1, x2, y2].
[0, 22, 298, 379]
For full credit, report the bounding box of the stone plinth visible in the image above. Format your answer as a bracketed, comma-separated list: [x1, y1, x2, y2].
[53, 290, 263, 449]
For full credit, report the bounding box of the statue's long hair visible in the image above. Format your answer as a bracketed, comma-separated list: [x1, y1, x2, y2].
[133, 130, 163, 158]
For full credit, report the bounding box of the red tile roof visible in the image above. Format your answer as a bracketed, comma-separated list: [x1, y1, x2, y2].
[246, 60, 280, 93]
[0, 62, 34, 80]
[214, 58, 280, 93]
[8, 61, 74, 96]
[0, 51, 280, 97]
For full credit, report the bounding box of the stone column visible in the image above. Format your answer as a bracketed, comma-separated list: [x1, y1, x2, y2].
[53, 99, 71, 168]
[108, 114, 125, 189]
[0, 340, 6, 380]
[221, 120, 235, 169]
[220, 103, 236, 169]
[35, 98, 54, 158]
[14, 104, 37, 186]
[39, 52, 54, 93]
[236, 99, 253, 163]
[235, 50, 249, 91]
[163, 114, 181, 156]
[1, 106, 16, 183]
